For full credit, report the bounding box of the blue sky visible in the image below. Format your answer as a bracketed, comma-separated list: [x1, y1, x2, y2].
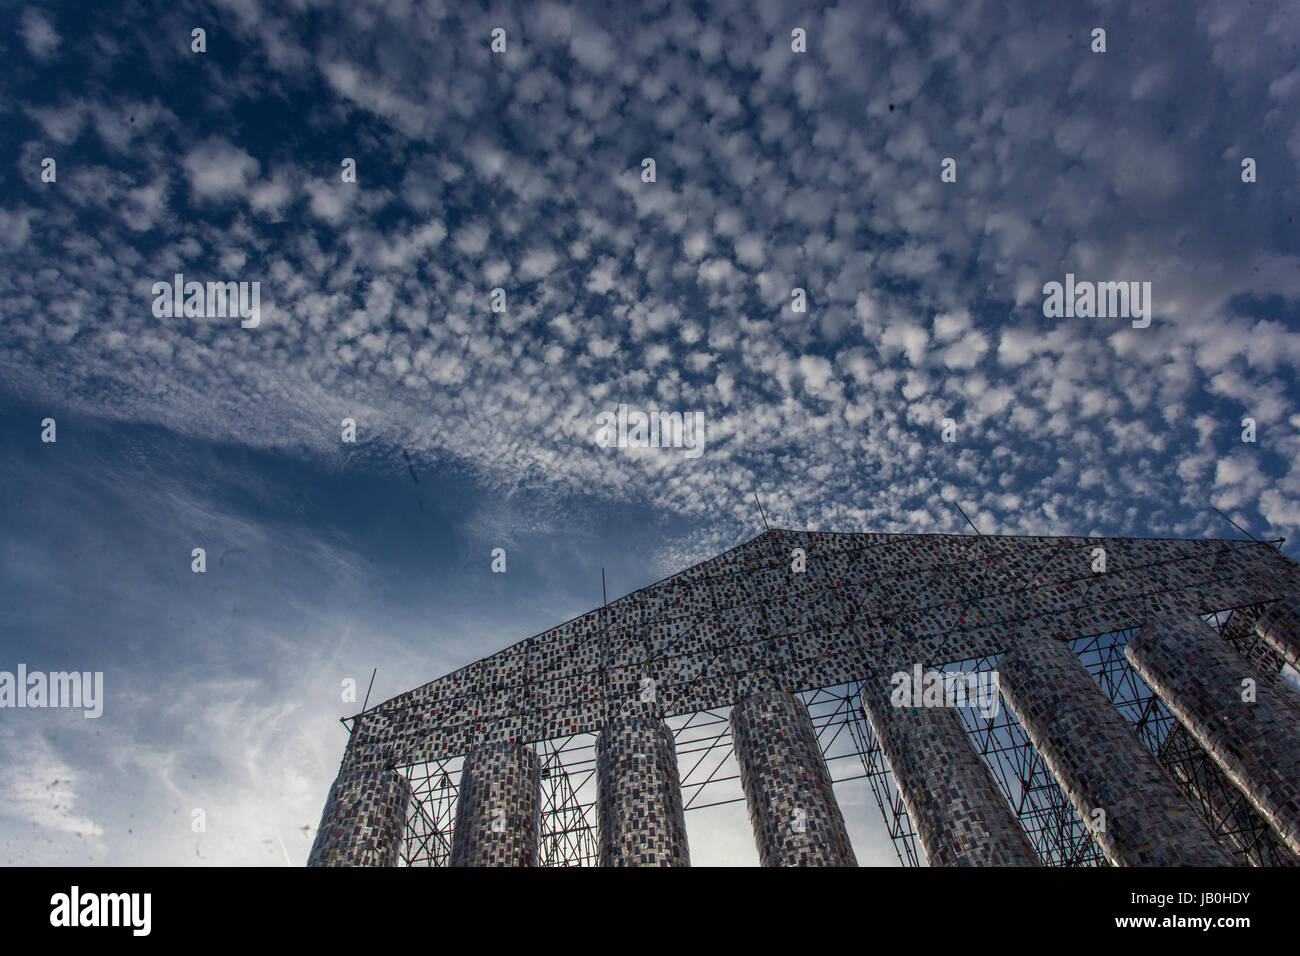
[1, 0, 1298, 865]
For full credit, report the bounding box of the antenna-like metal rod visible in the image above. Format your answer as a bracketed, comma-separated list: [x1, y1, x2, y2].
[1211, 505, 1262, 543]
[952, 501, 981, 535]
[360, 667, 378, 713]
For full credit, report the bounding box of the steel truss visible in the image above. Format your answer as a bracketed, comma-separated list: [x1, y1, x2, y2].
[399, 757, 460, 868]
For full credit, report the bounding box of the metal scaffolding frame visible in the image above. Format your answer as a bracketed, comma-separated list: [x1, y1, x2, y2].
[390, 597, 1299, 867]
[1154, 607, 1297, 866]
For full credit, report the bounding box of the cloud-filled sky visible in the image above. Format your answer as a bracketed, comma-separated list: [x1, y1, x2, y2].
[1, 0, 1298, 865]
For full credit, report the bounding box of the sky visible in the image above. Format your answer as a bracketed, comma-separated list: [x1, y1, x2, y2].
[0, 0, 1298, 866]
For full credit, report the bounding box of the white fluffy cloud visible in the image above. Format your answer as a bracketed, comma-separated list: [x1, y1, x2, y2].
[19, 8, 60, 61]
[182, 138, 261, 201]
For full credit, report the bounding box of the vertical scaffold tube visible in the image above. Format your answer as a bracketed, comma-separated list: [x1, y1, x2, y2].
[307, 764, 412, 867]
[1254, 596, 1300, 671]
[596, 700, 691, 866]
[859, 671, 1038, 866]
[998, 636, 1232, 866]
[450, 741, 541, 867]
[1126, 613, 1300, 855]
[730, 689, 857, 867]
